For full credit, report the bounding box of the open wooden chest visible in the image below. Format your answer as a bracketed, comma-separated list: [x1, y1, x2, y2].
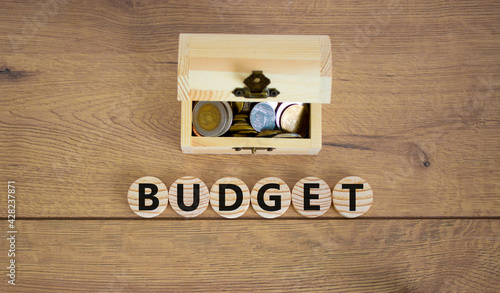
[178, 33, 332, 154]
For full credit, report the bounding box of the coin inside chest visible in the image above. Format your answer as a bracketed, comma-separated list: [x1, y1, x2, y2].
[197, 104, 220, 131]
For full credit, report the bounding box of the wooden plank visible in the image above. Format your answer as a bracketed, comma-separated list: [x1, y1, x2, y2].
[1, 219, 498, 291]
[0, 1, 499, 292]
[0, 0, 500, 218]
[0, 50, 499, 217]
[2, 0, 499, 56]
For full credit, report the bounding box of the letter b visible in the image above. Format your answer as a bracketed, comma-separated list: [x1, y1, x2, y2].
[139, 183, 159, 210]
[128, 177, 168, 218]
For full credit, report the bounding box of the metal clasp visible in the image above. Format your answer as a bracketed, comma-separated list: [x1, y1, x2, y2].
[233, 147, 275, 154]
[232, 71, 280, 99]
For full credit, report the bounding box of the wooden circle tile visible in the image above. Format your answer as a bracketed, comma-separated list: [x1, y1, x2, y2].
[128, 176, 168, 218]
[251, 177, 291, 219]
[332, 176, 373, 218]
[210, 177, 250, 219]
[168, 176, 209, 218]
[292, 177, 331, 218]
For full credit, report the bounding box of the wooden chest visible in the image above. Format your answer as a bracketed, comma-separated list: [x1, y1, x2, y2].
[178, 33, 332, 154]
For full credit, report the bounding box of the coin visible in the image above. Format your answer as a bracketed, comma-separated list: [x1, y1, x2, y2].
[275, 102, 302, 129]
[250, 102, 276, 132]
[257, 130, 283, 137]
[193, 101, 233, 137]
[192, 125, 203, 137]
[229, 124, 255, 132]
[280, 104, 309, 137]
[218, 101, 233, 136]
[197, 103, 220, 131]
[274, 133, 302, 138]
[236, 130, 258, 135]
[231, 102, 244, 114]
[233, 114, 249, 123]
[228, 110, 257, 136]
[240, 102, 252, 114]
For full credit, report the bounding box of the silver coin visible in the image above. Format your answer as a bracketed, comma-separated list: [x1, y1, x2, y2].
[274, 133, 302, 138]
[250, 102, 276, 132]
[216, 101, 233, 136]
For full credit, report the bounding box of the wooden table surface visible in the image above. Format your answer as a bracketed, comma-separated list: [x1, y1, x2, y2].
[1, 0, 499, 291]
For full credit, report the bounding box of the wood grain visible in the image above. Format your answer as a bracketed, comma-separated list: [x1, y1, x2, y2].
[210, 177, 251, 219]
[251, 177, 291, 219]
[178, 34, 332, 103]
[178, 33, 329, 155]
[127, 176, 168, 218]
[168, 176, 210, 218]
[292, 177, 331, 218]
[183, 102, 323, 154]
[1, 0, 499, 217]
[332, 176, 373, 218]
[0, 0, 499, 290]
[0, 219, 498, 292]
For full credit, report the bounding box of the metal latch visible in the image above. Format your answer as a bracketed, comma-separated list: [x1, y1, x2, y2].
[232, 71, 280, 99]
[233, 147, 275, 154]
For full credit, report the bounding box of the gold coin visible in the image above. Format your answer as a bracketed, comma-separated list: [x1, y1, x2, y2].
[197, 103, 221, 131]
[229, 124, 254, 132]
[257, 130, 283, 137]
[193, 101, 232, 137]
[240, 102, 252, 114]
[280, 105, 309, 135]
[233, 114, 249, 122]
[232, 120, 250, 126]
[231, 102, 244, 114]
[236, 130, 258, 134]
[233, 118, 246, 123]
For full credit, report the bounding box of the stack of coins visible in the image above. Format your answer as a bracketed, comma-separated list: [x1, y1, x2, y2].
[193, 101, 309, 138]
[228, 113, 257, 136]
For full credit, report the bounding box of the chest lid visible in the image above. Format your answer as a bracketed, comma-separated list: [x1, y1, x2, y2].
[178, 34, 332, 104]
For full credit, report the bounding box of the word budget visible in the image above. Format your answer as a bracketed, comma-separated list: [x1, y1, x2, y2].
[128, 176, 373, 219]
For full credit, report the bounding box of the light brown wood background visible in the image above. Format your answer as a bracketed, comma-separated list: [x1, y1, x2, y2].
[1, 0, 499, 291]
